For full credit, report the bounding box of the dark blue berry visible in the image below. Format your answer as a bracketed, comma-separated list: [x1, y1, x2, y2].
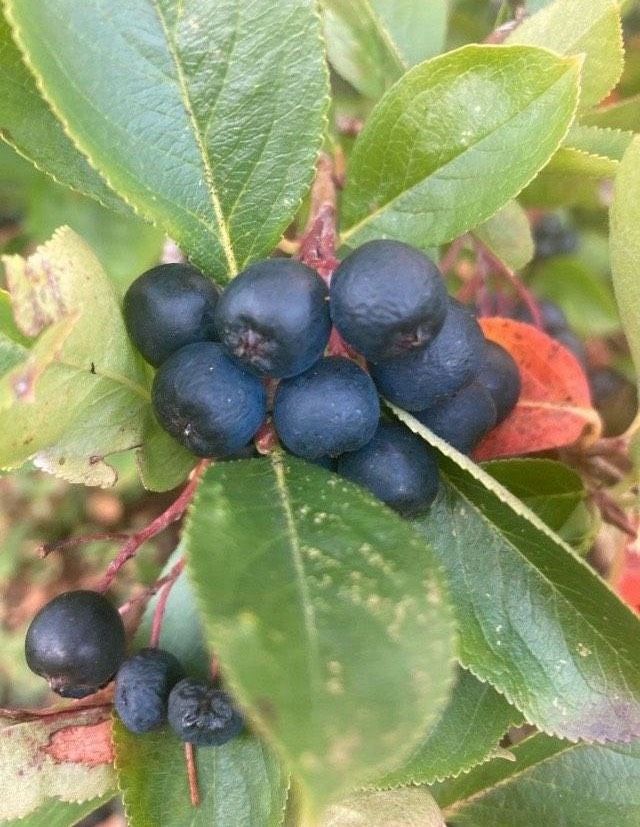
[415, 382, 497, 455]
[370, 299, 485, 411]
[25, 590, 125, 698]
[330, 240, 448, 362]
[337, 421, 439, 517]
[168, 679, 244, 746]
[476, 341, 521, 423]
[273, 357, 379, 459]
[123, 264, 220, 367]
[589, 367, 637, 436]
[114, 648, 184, 734]
[553, 328, 587, 367]
[533, 214, 578, 260]
[513, 299, 568, 335]
[151, 342, 266, 458]
[214, 258, 331, 378]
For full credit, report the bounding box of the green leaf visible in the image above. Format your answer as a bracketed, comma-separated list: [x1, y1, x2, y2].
[483, 459, 599, 555]
[610, 137, 640, 397]
[184, 455, 457, 816]
[431, 733, 640, 826]
[0, 289, 29, 374]
[392, 406, 640, 743]
[0, 711, 115, 822]
[473, 201, 534, 270]
[24, 174, 164, 294]
[134, 546, 210, 679]
[340, 45, 581, 253]
[0, 227, 149, 486]
[369, 0, 449, 66]
[114, 721, 288, 827]
[0, 9, 127, 213]
[379, 668, 522, 788]
[322, 0, 405, 100]
[507, 0, 624, 110]
[322, 788, 445, 826]
[530, 256, 620, 338]
[582, 96, 640, 131]
[135, 413, 196, 493]
[565, 124, 634, 164]
[520, 147, 606, 208]
[2, 796, 114, 827]
[5, 0, 329, 279]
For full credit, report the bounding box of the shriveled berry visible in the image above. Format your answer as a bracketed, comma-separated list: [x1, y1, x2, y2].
[476, 341, 521, 423]
[168, 679, 244, 746]
[25, 590, 125, 698]
[114, 648, 184, 733]
[330, 240, 448, 362]
[151, 342, 266, 457]
[370, 299, 484, 411]
[214, 258, 331, 378]
[123, 264, 220, 367]
[273, 357, 379, 459]
[415, 382, 497, 455]
[337, 421, 439, 517]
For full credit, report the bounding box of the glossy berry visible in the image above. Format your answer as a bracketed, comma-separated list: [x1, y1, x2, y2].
[214, 258, 331, 378]
[25, 590, 125, 698]
[337, 421, 439, 517]
[152, 342, 266, 457]
[415, 382, 497, 455]
[533, 214, 578, 260]
[168, 679, 244, 746]
[123, 264, 220, 367]
[114, 648, 184, 734]
[370, 299, 485, 411]
[476, 341, 521, 423]
[330, 240, 448, 362]
[273, 357, 379, 459]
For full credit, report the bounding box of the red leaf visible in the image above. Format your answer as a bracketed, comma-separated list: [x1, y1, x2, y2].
[613, 550, 640, 614]
[473, 317, 601, 461]
[43, 719, 114, 766]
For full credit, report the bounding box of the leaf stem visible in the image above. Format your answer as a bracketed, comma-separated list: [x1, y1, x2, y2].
[149, 556, 185, 647]
[97, 460, 209, 593]
[184, 743, 201, 807]
[38, 532, 129, 558]
[474, 239, 543, 328]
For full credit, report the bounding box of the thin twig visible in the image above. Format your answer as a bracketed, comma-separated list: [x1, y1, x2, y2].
[98, 461, 209, 593]
[39, 532, 129, 559]
[298, 153, 339, 283]
[185, 743, 201, 807]
[474, 239, 543, 328]
[484, 6, 528, 43]
[149, 557, 186, 647]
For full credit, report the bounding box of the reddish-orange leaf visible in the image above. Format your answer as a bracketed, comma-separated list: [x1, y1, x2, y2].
[613, 550, 640, 614]
[473, 317, 601, 461]
[43, 720, 114, 766]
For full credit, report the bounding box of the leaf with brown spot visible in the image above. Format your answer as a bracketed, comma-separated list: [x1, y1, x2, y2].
[473, 317, 601, 460]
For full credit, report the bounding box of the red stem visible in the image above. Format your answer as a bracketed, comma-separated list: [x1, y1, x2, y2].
[39, 532, 129, 559]
[185, 743, 201, 807]
[97, 461, 209, 593]
[149, 557, 186, 647]
[475, 241, 543, 328]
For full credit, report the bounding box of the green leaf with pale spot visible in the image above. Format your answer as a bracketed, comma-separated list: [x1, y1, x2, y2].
[5, 0, 329, 279]
[610, 137, 640, 399]
[0, 227, 149, 486]
[340, 45, 581, 253]
[379, 668, 522, 788]
[0, 9, 127, 213]
[473, 201, 534, 270]
[322, 788, 445, 827]
[431, 733, 640, 826]
[184, 455, 457, 817]
[507, 0, 624, 110]
[391, 406, 640, 744]
[0, 710, 115, 822]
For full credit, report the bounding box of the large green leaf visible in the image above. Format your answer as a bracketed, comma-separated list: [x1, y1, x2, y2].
[2, 796, 114, 827]
[582, 96, 640, 131]
[184, 455, 457, 816]
[322, 788, 444, 826]
[0, 710, 115, 822]
[322, 0, 404, 100]
[0, 227, 149, 486]
[610, 137, 640, 397]
[114, 722, 288, 827]
[564, 124, 634, 165]
[0, 9, 126, 213]
[431, 733, 640, 826]
[6, 0, 329, 279]
[392, 407, 640, 743]
[507, 0, 624, 110]
[340, 45, 581, 252]
[379, 668, 521, 788]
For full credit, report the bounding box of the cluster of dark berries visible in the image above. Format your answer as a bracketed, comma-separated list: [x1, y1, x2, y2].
[124, 240, 521, 517]
[25, 590, 243, 746]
